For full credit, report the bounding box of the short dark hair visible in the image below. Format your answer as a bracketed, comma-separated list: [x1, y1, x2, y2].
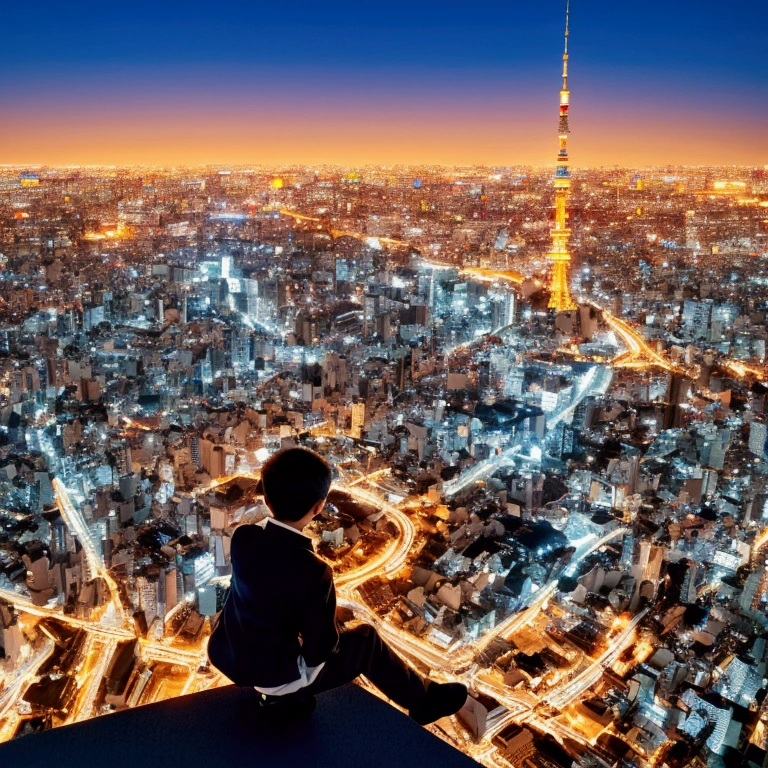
[260, 448, 332, 522]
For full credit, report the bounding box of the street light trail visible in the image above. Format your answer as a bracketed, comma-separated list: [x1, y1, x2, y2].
[0, 639, 55, 723]
[544, 608, 648, 709]
[588, 300, 677, 373]
[1, 440, 635, 757]
[73, 638, 118, 722]
[53, 478, 102, 582]
[53, 479, 127, 627]
[475, 527, 627, 655]
[444, 363, 611, 498]
[0, 589, 203, 665]
[276, 207, 409, 247]
[460, 267, 526, 286]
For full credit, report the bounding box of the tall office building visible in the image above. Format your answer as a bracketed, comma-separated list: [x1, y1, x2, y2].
[136, 576, 160, 625]
[188, 435, 202, 470]
[749, 421, 767, 456]
[351, 402, 366, 439]
[197, 584, 218, 617]
[682, 299, 713, 340]
[547, 1, 577, 312]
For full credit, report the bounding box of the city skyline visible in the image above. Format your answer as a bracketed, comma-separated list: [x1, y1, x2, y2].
[2, 3, 768, 766]
[1, 1, 766, 167]
[1, 159, 767, 766]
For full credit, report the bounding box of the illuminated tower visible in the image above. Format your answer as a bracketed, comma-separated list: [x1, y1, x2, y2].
[547, 0, 577, 311]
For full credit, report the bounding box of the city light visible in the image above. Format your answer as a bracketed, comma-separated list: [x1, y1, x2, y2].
[0, 3, 765, 767]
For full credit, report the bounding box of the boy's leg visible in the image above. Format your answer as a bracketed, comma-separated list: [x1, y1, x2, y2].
[306, 624, 426, 711]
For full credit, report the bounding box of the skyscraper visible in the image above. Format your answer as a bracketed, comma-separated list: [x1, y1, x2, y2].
[547, 0, 577, 312]
[351, 401, 366, 439]
[749, 421, 767, 456]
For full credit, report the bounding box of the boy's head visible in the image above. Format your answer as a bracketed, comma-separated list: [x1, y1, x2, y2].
[259, 448, 332, 522]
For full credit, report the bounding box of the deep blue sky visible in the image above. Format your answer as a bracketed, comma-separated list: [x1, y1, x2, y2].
[1, 1, 764, 78]
[1, 1, 766, 165]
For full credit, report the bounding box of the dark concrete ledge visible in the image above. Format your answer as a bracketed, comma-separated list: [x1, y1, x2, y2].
[0, 684, 478, 768]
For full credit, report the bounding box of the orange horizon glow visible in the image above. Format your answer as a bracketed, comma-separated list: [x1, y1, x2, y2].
[2, 91, 766, 168]
[2, 125, 764, 168]
[2, 3, 766, 171]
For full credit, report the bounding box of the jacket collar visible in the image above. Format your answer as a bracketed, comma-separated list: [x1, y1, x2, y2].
[264, 517, 315, 551]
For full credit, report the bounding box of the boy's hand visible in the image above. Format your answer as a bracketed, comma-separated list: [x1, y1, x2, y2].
[335, 606, 355, 625]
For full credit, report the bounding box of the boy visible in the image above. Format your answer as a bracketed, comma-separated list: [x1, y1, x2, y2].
[208, 447, 467, 724]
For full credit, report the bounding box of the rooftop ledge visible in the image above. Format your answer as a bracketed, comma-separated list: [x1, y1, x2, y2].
[0, 683, 478, 768]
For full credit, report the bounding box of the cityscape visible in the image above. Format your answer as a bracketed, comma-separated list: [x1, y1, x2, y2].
[1, 2, 768, 767]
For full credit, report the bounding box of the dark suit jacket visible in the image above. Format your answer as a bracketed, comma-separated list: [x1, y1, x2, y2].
[208, 519, 339, 688]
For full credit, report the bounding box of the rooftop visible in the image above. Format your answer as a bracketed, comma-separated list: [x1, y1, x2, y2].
[0, 684, 478, 768]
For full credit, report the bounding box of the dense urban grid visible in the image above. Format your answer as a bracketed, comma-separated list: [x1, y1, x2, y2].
[0, 158, 766, 768]
[3, 0, 768, 759]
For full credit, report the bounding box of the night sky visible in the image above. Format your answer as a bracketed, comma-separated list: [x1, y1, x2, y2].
[1, 0, 766, 166]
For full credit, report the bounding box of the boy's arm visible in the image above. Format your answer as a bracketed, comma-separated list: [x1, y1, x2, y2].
[298, 565, 339, 668]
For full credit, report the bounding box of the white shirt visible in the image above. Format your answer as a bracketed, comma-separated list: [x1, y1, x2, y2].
[262, 516, 312, 540]
[253, 518, 325, 696]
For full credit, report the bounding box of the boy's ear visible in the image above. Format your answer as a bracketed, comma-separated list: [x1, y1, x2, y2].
[309, 498, 326, 518]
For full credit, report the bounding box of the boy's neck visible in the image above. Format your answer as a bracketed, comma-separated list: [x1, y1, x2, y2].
[269, 499, 324, 533]
[270, 516, 311, 535]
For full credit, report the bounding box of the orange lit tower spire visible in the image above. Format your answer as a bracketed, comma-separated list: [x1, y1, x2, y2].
[547, 0, 577, 311]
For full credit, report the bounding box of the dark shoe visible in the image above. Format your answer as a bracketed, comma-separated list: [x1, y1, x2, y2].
[409, 682, 468, 725]
[254, 691, 316, 720]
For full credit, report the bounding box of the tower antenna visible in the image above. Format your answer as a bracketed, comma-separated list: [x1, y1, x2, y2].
[547, 0, 576, 312]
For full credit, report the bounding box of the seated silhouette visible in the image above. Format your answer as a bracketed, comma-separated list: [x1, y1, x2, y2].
[208, 448, 466, 724]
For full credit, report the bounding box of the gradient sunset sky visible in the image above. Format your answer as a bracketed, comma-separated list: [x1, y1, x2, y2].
[1, 0, 766, 168]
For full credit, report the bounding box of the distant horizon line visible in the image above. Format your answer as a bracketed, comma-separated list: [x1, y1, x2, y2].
[1, 162, 766, 172]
